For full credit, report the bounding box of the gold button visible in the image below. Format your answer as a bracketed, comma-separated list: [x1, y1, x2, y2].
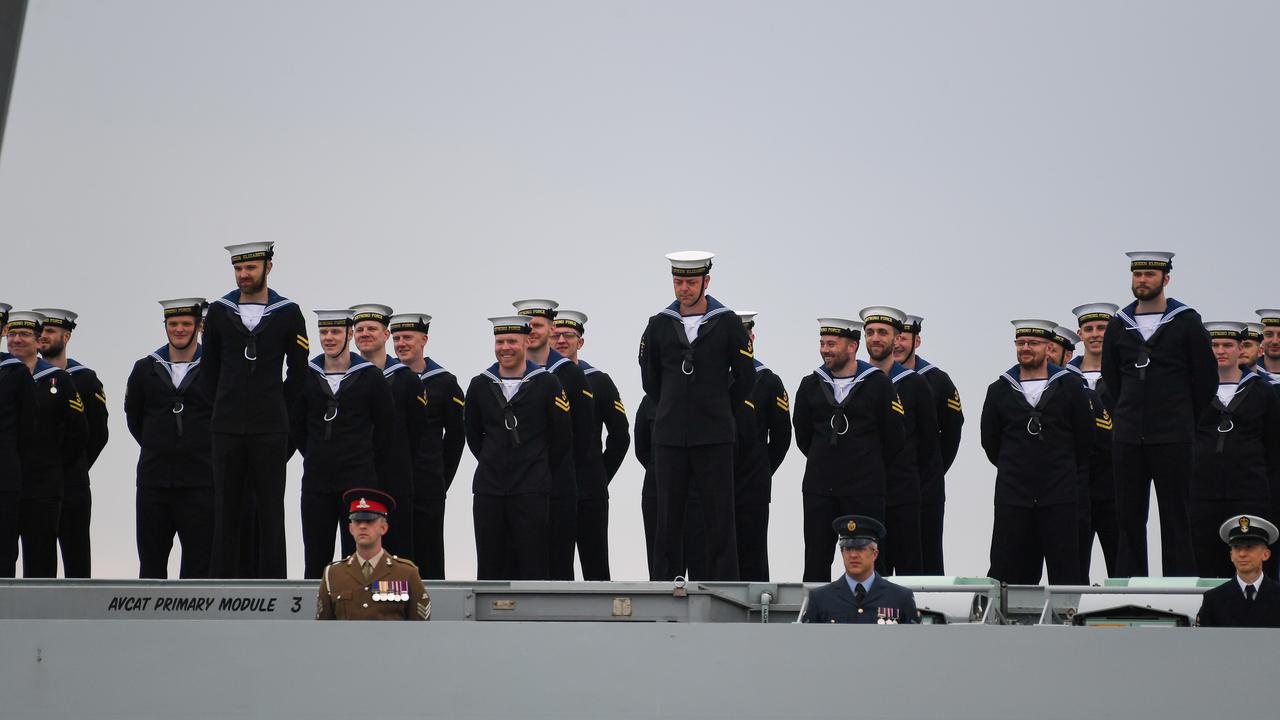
[857, 608, 864, 613]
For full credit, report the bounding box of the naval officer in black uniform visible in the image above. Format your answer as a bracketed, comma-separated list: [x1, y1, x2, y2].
[1196, 515, 1280, 627]
[203, 242, 309, 578]
[351, 303, 426, 562]
[1102, 252, 1216, 577]
[7, 311, 88, 578]
[639, 251, 756, 581]
[35, 308, 107, 578]
[551, 310, 630, 581]
[893, 313, 963, 575]
[293, 310, 396, 578]
[732, 311, 791, 581]
[801, 515, 920, 624]
[793, 318, 904, 582]
[465, 315, 573, 580]
[1070, 303, 1120, 578]
[981, 319, 1093, 585]
[125, 298, 215, 579]
[0, 304, 37, 578]
[860, 306, 941, 576]
[1189, 322, 1280, 579]
[390, 312, 466, 580]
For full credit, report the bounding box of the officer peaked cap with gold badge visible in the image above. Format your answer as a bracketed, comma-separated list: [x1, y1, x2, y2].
[314, 309, 354, 328]
[833, 514, 886, 549]
[1072, 303, 1119, 326]
[1053, 326, 1081, 350]
[859, 306, 907, 332]
[1126, 251, 1174, 272]
[1204, 321, 1246, 342]
[737, 311, 758, 331]
[1244, 322, 1264, 343]
[0, 302, 11, 327]
[225, 242, 274, 264]
[389, 313, 432, 334]
[1255, 309, 1280, 328]
[818, 318, 862, 340]
[512, 298, 559, 320]
[666, 250, 714, 277]
[489, 315, 532, 335]
[343, 487, 396, 521]
[902, 315, 923, 335]
[32, 308, 77, 331]
[5, 310, 45, 332]
[159, 298, 206, 320]
[1219, 514, 1278, 546]
[349, 304, 393, 326]
[553, 310, 588, 335]
[1012, 319, 1058, 339]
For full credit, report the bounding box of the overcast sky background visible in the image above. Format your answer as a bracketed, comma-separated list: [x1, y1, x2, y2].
[2, 1, 1277, 581]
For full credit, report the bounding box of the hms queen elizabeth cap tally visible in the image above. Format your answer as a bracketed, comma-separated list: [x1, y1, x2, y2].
[666, 251, 714, 276]
[1125, 251, 1174, 272]
[225, 242, 274, 264]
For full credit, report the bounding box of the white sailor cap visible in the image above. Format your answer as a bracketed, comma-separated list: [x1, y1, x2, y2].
[32, 308, 78, 330]
[902, 315, 923, 334]
[1011, 319, 1058, 339]
[818, 318, 862, 340]
[512, 299, 559, 319]
[1204, 321, 1247, 341]
[1255, 309, 1280, 327]
[314, 309, 354, 328]
[349, 304, 394, 326]
[553, 310, 588, 334]
[1244, 322, 1264, 342]
[666, 250, 714, 277]
[1072, 303, 1119, 325]
[1219, 514, 1278, 546]
[1125, 251, 1174, 271]
[389, 313, 432, 334]
[1052, 326, 1081, 349]
[859, 306, 907, 331]
[5, 310, 47, 331]
[225, 242, 274, 264]
[737, 311, 758, 329]
[158, 298, 206, 319]
[489, 315, 532, 335]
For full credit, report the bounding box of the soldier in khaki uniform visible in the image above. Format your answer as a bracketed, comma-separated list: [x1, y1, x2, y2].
[316, 488, 430, 621]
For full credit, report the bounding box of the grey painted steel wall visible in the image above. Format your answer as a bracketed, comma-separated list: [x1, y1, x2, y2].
[3, 619, 1277, 719]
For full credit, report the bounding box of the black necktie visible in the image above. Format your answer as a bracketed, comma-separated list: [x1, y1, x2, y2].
[1246, 585, 1256, 602]
[854, 584, 866, 606]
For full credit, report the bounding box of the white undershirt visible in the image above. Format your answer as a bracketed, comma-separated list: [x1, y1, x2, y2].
[681, 314, 703, 344]
[1020, 379, 1049, 406]
[238, 303, 266, 331]
[1081, 370, 1102, 391]
[165, 361, 192, 387]
[499, 378, 522, 401]
[1134, 313, 1161, 341]
[830, 376, 857, 403]
[325, 373, 344, 395]
[1216, 383, 1238, 407]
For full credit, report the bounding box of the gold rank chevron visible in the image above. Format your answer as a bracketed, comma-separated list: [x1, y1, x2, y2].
[296, 335, 310, 350]
[1096, 418, 1113, 430]
[452, 396, 465, 407]
[417, 394, 427, 406]
[613, 400, 626, 414]
[744, 400, 755, 409]
[739, 348, 753, 358]
[94, 392, 106, 404]
[891, 399, 905, 415]
[582, 389, 594, 399]
[776, 395, 789, 412]
[69, 397, 85, 413]
[554, 393, 571, 412]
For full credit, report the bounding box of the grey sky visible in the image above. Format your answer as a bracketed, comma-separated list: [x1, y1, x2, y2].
[2, 1, 1276, 580]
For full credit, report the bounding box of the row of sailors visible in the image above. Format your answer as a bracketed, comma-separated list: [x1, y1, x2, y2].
[3, 247, 1279, 582]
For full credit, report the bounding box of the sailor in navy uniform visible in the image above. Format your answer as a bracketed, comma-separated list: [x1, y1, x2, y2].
[893, 313, 963, 575]
[981, 319, 1093, 585]
[1196, 515, 1280, 627]
[550, 310, 630, 581]
[32, 308, 106, 578]
[1257, 309, 1280, 377]
[125, 298, 216, 578]
[7, 312, 88, 577]
[515, 299, 596, 580]
[389, 313, 466, 580]
[350, 303, 426, 562]
[639, 251, 756, 581]
[793, 318, 904, 582]
[801, 515, 920, 624]
[1069, 303, 1120, 577]
[1188, 322, 1280, 579]
[202, 242, 309, 578]
[465, 316, 572, 580]
[1101, 252, 1217, 577]
[292, 310, 396, 578]
[732, 311, 790, 581]
[1240, 322, 1266, 375]
[634, 394, 661, 579]
[860, 306, 941, 576]
[0, 303, 37, 577]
